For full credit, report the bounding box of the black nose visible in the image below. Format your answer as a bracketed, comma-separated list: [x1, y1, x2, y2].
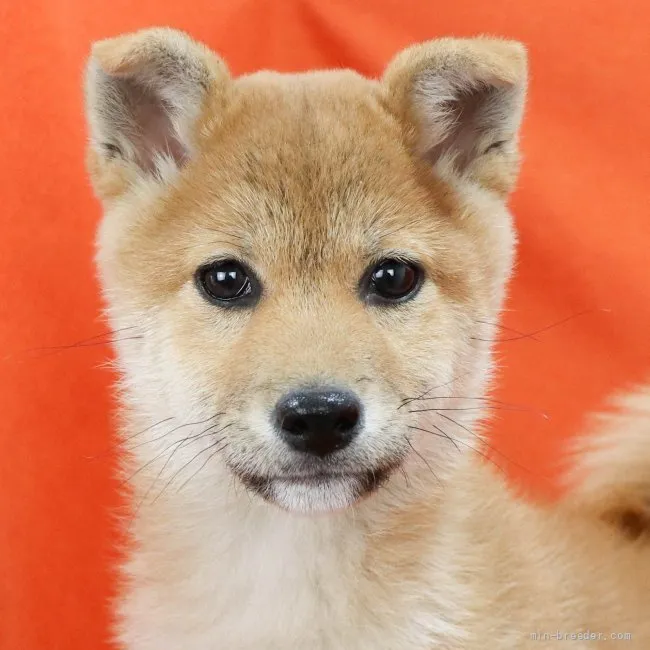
[275, 388, 362, 457]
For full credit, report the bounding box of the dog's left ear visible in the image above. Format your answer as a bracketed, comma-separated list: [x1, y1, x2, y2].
[383, 38, 527, 196]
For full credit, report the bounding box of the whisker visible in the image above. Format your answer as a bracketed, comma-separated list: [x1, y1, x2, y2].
[431, 411, 539, 479]
[153, 435, 229, 502]
[404, 436, 441, 486]
[403, 394, 548, 417]
[408, 405, 549, 418]
[119, 417, 177, 447]
[24, 334, 144, 359]
[408, 423, 506, 477]
[125, 414, 223, 452]
[470, 309, 602, 343]
[27, 325, 138, 352]
[123, 431, 223, 535]
[119, 418, 223, 490]
[399, 466, 411, 489]
[120, 437, 189, 492]
[408, 424, 461, 453]
[398, 370, 474, 410]
[474, 319, 540, 341]
[141, 423, 231, 507]
[176, 441, 229, 494]
[86, 416, 176, 460]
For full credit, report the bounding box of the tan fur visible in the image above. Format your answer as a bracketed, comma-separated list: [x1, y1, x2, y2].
[565, 383, 650, 538]
[85, 28, 650, 649]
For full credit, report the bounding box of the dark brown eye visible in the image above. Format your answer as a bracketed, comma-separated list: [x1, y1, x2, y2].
[196, 260, 257, 306]
[365, 259, 422, 303]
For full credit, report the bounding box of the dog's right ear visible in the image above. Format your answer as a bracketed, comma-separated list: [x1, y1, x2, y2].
[84, 27, 229, 201]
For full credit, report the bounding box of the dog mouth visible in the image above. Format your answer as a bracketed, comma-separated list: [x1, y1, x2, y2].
[233, 465, 397, 513]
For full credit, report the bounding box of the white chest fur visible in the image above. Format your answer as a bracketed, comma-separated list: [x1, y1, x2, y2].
[119, 489, 441, 649]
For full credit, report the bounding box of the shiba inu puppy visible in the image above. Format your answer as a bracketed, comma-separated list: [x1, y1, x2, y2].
[84, 27, 650, 649]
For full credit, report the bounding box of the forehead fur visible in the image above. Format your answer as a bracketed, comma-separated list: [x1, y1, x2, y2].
[100, 70, 497, 309]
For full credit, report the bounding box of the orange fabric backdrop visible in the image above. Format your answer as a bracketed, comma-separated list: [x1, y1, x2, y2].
[1, 1, 649, 647]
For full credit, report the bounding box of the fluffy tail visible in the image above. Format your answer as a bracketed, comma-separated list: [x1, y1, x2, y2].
[565, 381, 650, 538]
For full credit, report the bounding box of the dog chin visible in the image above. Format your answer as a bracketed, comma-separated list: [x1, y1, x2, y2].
[268, 477, 362, 514]
[238, 469, 393, 514]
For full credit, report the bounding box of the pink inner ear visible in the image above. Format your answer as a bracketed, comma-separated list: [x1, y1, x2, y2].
[414, 70, 521, 174]
[112, 76, 189, 173]
[133, 99, 188, 172]
[423, 85, 504, 171]
[423, 87, 482, 169]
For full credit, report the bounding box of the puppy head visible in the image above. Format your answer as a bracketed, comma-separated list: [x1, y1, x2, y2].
[86, 28, 526, 514]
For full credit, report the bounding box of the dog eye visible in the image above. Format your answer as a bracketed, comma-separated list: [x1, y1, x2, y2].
[364, 259, 422, 303]
[196, 260, 257, 306]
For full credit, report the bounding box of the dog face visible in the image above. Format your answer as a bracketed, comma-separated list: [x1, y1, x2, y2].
[86, 29, 526, 513]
